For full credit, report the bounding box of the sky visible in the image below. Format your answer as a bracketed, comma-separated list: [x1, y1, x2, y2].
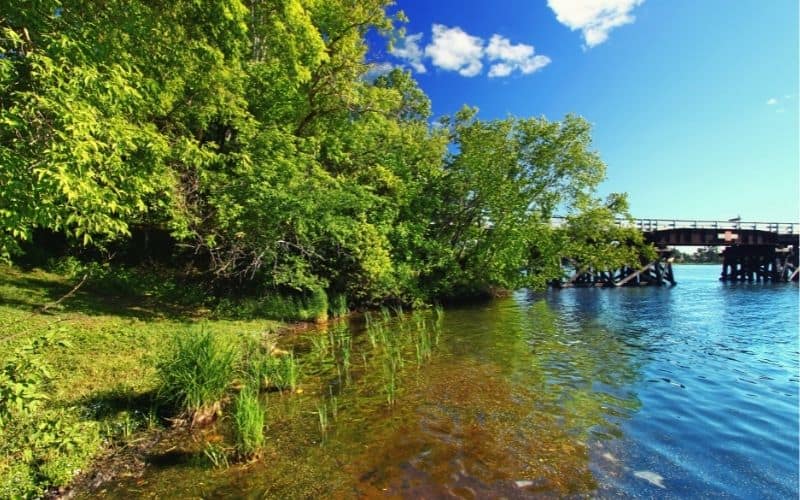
[366, 0, 799, 222]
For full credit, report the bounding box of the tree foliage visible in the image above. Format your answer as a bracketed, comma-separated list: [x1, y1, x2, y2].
[1, 0, 653, 303]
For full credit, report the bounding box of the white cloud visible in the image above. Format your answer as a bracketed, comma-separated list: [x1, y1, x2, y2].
[488, 63, 513, 78]
[389, 25, 551, 79]
[485, 35, 551, 77]
[425, 24, 484, 77]
[766, 97, 778, 105]
[363, 62, 396, 81]
[547, 0, 644, 47]
[390, 33, 426, 73]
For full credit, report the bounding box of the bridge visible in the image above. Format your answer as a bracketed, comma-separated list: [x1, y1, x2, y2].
[551, 218, 799, 287]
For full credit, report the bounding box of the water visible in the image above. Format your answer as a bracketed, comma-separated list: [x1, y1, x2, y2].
[94, 265, 798, 498]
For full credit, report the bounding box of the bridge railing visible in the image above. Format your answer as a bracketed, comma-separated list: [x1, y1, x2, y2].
[625, 219, 796, 234]
[550, 217, 796, 234]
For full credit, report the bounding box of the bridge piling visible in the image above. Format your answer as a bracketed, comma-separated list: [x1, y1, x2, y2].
[719, 245, 797, 282]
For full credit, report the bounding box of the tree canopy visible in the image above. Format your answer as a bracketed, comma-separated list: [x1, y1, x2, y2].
[1, 0, 653, 303]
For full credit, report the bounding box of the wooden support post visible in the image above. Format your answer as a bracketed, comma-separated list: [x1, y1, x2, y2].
[664, 261, 676, 285]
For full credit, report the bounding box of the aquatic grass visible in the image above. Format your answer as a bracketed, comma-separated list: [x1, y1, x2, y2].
[413, 328, 432, 365]
[329, 293, 348, 318]
[316, 401, 329, 436]
[285, 352, 299, 392]
[203, 442, 229, 469]
[330, 395, 339, 421]
[382, 361, 398, 406]
[246, 350, 300, 392]
[156, 329, 237, 420]
[365, 320, 380, 348]
[309, 331, 331, 361]
[214, 287, 328, 323]
[232, 387, 266, 458]
[333, 325, 353, 385]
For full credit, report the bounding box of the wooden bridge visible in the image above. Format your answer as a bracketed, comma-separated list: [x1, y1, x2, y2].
[552, 218, 799, 287]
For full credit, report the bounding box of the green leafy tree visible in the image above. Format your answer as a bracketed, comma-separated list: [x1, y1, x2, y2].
[1, 0, 655, 304]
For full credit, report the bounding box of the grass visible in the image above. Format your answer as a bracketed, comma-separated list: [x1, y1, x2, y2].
[214, 289, 328, 323]
[203, 442, 230, 469]
[329, 293, 348, 318]
[316, 401, 329, 436]
[157, 329, 238, 420]
[232, 388, 266, 458]
[0, 264, 283, 495]
[0, 330, 102, 498]
[246, 349, 300, 392]
[0, 263, 448, 495]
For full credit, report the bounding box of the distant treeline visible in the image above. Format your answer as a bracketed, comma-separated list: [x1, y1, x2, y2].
[1, 0, 654, 304]
[671, 247, 723, 264]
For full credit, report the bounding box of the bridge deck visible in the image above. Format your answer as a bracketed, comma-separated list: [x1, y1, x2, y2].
[551, 217, 798, 247]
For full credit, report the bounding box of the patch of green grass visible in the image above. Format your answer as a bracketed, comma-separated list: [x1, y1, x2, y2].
[232, 388, 266, 459]
[214, 286, 329, 323]
[0, 264, 285, 495]
[157, 329, 238, 418]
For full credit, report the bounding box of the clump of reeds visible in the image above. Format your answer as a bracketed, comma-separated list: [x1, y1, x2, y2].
[246, 350, 299, 392]
[157, 329, 237, 424]
[232, 387, 266, 458]
[329, 293, 349, 318]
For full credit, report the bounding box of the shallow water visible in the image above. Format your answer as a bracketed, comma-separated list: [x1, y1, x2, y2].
[96, 265, 799, 498]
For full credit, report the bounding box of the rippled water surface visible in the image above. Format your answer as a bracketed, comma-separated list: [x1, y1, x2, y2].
[99, 265, 798, 498]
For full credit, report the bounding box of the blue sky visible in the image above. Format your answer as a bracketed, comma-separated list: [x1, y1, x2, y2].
[368, 0, 799, 222]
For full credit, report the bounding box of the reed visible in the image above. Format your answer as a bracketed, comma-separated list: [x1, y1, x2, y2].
[156, 329, 237, 418]
[316, 401, 329, 435]
[232, 387, 266, 458]
[247, 350, 300, 392]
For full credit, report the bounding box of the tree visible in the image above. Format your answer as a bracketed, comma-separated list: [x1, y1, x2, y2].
[1, 0, 655, 304]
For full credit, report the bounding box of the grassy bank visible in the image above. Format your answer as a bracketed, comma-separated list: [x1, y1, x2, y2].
[0, 265, 284, 497]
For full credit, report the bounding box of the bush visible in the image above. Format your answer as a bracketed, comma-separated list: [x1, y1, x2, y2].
[232, 388, 266, 458]
[156, 329, 237, 421]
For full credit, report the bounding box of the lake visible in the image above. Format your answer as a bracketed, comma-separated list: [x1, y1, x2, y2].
[96, 264, 799, 498]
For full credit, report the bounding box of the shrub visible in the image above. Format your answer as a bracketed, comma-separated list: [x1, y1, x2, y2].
[232, 388, 266, 458]
[156, 329, 237, 421]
